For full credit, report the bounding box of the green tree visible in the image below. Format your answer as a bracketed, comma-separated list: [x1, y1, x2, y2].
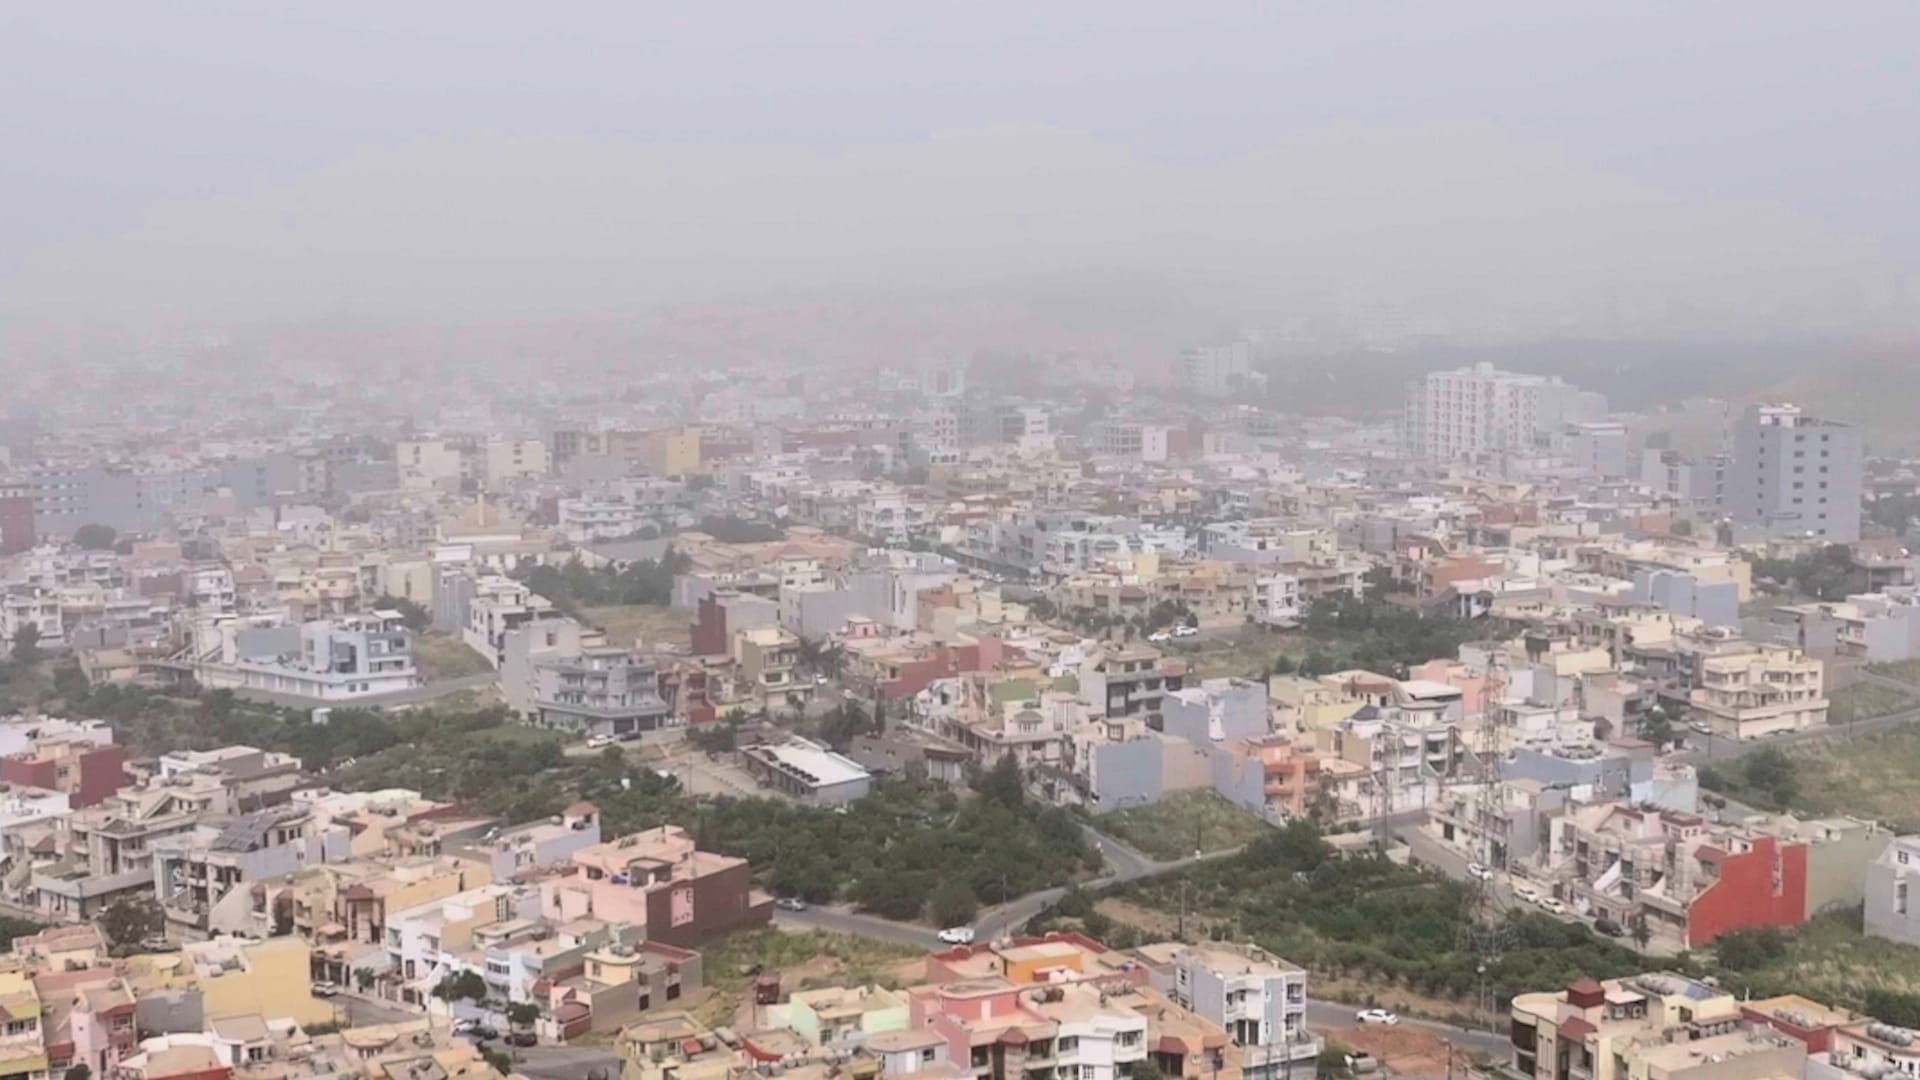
[1130, 1060, 1168, 1080]
[930, 878, 979, 929]
[1637, 706, 1675, 750]
[1630, 914, 1652, 951]
[1271, 655, 1297, 676]
[65, 1066, 91, 1080]
[1744, 748, 1798, 806]
[973, 753, 1025, 810]
[1714, 926, 1788, 971]
[354, 967, 376, 993]
[506, 1002, 542, 1030]
[432, 970, 488, 1003]
[73, 524, 117, 550]
[98, 896, 165, 949]
[10, 624, 40, 665]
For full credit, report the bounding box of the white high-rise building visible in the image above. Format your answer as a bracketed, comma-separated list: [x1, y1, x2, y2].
[1400, 362, 1606, 461]
[1723, 403, 1863, 542]
[1176, 340, 1253, 397]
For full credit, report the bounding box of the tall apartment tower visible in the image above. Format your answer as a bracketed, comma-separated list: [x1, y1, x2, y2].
[1176, 340, 1253, 397]
[1400, 362, 1605, 461]
[1723, 404, 1862, 542]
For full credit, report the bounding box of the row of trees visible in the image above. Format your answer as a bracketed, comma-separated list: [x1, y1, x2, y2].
[1287, 596, 1497, 678]
[513, 551, 691, 612]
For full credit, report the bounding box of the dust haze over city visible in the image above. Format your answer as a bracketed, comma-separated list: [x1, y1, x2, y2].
[9, 6, 1920, 1080]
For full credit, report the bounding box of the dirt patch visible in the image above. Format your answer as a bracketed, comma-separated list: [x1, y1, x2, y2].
[1096, 897, 1184, 938]
[1314, 977, 1484, 1028]
[1332, 1025, 1470, 1079]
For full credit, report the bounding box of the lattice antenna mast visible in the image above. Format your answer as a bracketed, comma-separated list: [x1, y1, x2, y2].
[1462, 646, 1510, 1027]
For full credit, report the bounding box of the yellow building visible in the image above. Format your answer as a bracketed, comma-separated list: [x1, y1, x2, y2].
[641, 428, 701, 477]
[0, 971, 48, 1080]
[128, 937, 335, 1027]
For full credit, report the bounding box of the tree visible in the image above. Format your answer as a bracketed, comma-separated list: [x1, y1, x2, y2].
[65, 1066, 90, 1080]
[373, 595, 431, 632]
[506, 1002, 542, 1030]
[1629, 913, 1652, 951]
[354, 967, 376, 993]
[1744, 748, 1798, 806]
[98, 896, 165, 949]
[1714, 926, 1788, 971]
[73, 524, 117, 550]
[1271, 655, 1297, 676]
[930, 878, 979, 928]
[432, 970, 488, 1003]
[974, 753, 1026, 810]
[10, 624, 40, 665]
[1637, 706, 1675, 750]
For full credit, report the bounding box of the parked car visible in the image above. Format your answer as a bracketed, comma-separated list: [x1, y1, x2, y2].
[1594, 917, 1624, 938]
[775, 897, 808, 912]
[937, 926, 976, 945]
[1355, 1009, 1399, 1026]
[1147, 631, 1172, 643]
[1466, 862, 1492, 881]
[1173, 625, 1199, 637]
[1688, 721, 1711, 735]
[310, 981, 338, 998]
[1539, 897, 1569, 916]
[586, 735, 616, 749]
[507, 1032, 537, 1048]
[1512, 883, 1542, 904]
[454, 1020, 499, 1040]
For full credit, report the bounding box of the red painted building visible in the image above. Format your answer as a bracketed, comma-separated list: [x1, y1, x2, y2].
[0, 739, 131, 808]
[1684, 834, 1808, 946]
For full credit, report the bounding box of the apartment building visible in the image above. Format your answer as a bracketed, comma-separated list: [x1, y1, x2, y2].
[1687, 644, 1827, 740]
[153, 805, 352, 941]
[1865, 834, 1920, 947]
[1145, 943, 1317, 1080]
[1080, 643, 1183, 721]
[197, 612, 420, 702]
[532, 648, 672, 739]
[1511, 974, 1800, 1080]
[1175, 341, 1252, 398]
[1723, 404, 1863, 542]
[0, 726, 129, 808]
[538, 826, 771, 949]
[30, 782, 223, 920]
[731, 624, 810, 711]
[463, 575, 563, 668]
[1401, 363, 1605, 462]
[155, 746, 304, 810]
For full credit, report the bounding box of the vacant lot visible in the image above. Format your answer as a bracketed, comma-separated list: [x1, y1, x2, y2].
[411, 633, 493, 679]
[1830, 680, 1919, 727]
[695, 929, 922, 1025]
[1708, 724, 1920, 828]
[1870, 660, 1920, 687]
[1097, 790, 1276, 861]
[1738, 910, 1920, 1008]
[1160, 626, 1301, 679]
[580, 604, 691, 649]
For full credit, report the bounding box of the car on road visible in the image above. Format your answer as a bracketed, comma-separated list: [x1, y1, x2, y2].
[1147, 631, 1172, 643]
[1538, 896, 1569, 916]
[1594, 917, 1624, 938]
[453, 1020, 499, 1040]
[1688, 721, 1711, 735]
[586, 735, 616, 749]
[1512, 882, 1542, 904]
[1466, 862, 1492, 881]
[1173, 625, 1199, 637]
[937, 926, 976, 945]
[775, 897, 808, 912]
[310, 981, 339, 997]
[507, 1032, 537, 1048]
[1354, 1009, 1399, 1026]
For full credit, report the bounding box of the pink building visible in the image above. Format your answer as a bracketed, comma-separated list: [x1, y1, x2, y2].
[539, 826, 770, 948]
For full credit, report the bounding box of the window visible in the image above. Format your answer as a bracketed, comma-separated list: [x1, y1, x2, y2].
[1900, 881, 1910, 915]
[1081, 1069, 1097, 1080]
[1058, 1038, 1079, 1055]
[922, 1049, 939, 1064]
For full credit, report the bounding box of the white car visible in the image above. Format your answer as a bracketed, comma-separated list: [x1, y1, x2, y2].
[1538, 897, 1569, 916]
[937, 926, 976, 945]
[1173, 625, 1199, 637]
[1466, 862, 1492, 881]
[310, 981, 339, 998]
[1147, 631, 1172, 643]
[1355, 1009, 1399, 1026]
[586, 735, 616, 749]
[1512, 883, 1542, 904]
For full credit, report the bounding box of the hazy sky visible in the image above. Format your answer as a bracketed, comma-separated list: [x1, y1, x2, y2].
[4, 3, 1917, 332]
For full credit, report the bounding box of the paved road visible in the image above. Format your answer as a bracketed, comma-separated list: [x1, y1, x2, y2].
[1674, 682, 1920, 764]
[513, 1045, 621, 1080]
[1305, 1001, 1510, 1058]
